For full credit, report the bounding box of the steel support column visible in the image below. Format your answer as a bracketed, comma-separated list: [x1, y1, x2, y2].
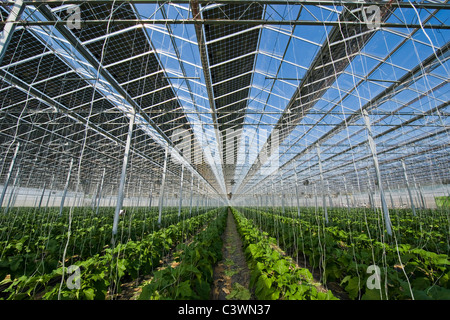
[0, 142, 20, 209]
[0, 0, 25, 65]
[112, 111, 135, 241]
[362, 110, 392, 236]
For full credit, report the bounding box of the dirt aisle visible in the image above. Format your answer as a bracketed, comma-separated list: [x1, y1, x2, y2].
[211, 208, 252, 300]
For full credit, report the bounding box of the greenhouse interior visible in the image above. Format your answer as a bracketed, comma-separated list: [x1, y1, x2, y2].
[0, 0, 449, 302]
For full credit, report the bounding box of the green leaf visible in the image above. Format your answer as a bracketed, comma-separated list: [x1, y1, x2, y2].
[255, 275, 279, 300]
[273, 260, 289, 275]
[269, 289, 280, 300]
[226, 283, 251, 300]
[138, 284, 153, 300]
[426, 286, 450, 300]
[256, 261, 266, 272]
[270, 250, 280, 261]
[297, 268, 313, 282]
[0, 277, 12, 286]
[292, 284, 311, 299]
[182, 264, 201, 276]
[325, 263, 341, 281]
[15, 242, 23, 252]
[83, 288, 95, 300]
[400, 253, 415, 263]
[256, 274, 273, 293]
[344, 276, 361, 300]
[195, 279, 210, 299]
[247, 243, 261, 258]
[177, 280, 193, 298]
[361, 288, 383, 300]
[435, 255, 450, 266]
[9, 256, 23, 272]
[289, 289, 305, 300]
[115, 259, 127, 279]
[439, 271, 449, 287]
[411, 289, 433, 300]
[412, 277, 431, 290]
[340, 275, 352, 286]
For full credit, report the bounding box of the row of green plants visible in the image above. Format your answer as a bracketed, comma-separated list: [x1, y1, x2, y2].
[231, 208, 339, 300]
[0, 206, 211, 281]
[258, 206, 449, 254]
[238, 207, 450, 300]
[139, 208, 228, 300]
[0, 206, 208, 247]
[0, 207, 220, 300]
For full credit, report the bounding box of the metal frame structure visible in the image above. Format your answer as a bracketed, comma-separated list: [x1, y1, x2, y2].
[0, 0, 449, 211]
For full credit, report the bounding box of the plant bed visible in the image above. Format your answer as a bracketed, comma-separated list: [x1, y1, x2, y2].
[231, 208, 338, 300]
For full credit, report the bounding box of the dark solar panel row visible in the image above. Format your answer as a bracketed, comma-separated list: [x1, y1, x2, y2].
[52, 3, 222, 186]
[203, 4, 263, 134]
[276, 6, 394, 143]
[0, 30, 49, 66]
[53, 2, 193, 141]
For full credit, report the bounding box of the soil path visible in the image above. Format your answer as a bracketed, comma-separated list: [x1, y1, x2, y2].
[211, 208, 252, 300]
